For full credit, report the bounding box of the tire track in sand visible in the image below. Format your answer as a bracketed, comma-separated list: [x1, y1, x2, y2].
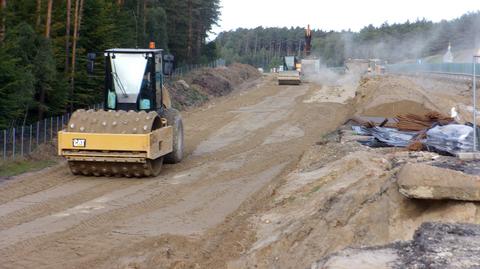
[0, 179, 143, 230]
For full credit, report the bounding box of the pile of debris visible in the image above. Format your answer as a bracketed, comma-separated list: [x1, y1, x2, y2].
[395, 112, 453, 131]
[313, 222, 480, 269]
[350, 111, 479, 156]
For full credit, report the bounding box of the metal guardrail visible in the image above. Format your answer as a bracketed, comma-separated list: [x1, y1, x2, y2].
[387, 63, 480, 79]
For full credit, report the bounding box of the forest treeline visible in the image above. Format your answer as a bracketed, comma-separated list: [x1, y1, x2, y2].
[0, 0, 220, 129]
[216, 12, 480, 68]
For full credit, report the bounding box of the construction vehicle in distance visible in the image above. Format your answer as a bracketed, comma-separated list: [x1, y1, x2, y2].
[299, 25, 322, 78]
[58, 46, 183, 177]
[278, 56, 301, 85]
[277, 25, 315, 85]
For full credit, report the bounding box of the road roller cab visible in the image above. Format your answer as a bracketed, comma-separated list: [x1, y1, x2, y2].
[103, 48, 169, 112]
[58, 48, 184, 177]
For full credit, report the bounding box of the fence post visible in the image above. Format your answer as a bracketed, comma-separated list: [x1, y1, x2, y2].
[12, 127, 15, 159]
[36, 121, 40, 146]
[3, 130, 6, 160]
[44, 118, 47, 144]
[21, 126, 24, 157]
[56, 116, 59, 136]
[61, 115, 65, 129]
[50, 117, 53, 140]
[29, 124, 32, 154]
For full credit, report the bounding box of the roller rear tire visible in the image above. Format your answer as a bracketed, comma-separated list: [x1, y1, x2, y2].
[163, 108, 184, 164]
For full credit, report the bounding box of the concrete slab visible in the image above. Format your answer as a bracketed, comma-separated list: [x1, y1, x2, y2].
[397, 163, 480, 201]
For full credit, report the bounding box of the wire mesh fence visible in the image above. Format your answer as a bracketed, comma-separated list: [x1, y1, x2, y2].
[1, 115, 69, 161]
[0, 104, 107, 161]
[168, 59, 226, 80]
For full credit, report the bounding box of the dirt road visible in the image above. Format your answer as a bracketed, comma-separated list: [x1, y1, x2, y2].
[0, 76, 350, 268]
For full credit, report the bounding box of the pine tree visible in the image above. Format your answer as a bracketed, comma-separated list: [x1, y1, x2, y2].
[0, 0, 222, 124]
[45, 0, 52, 37]
[0, 0, 6, 42]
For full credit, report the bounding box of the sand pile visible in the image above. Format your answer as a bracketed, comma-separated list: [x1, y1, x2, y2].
[354, 75, 441, 117]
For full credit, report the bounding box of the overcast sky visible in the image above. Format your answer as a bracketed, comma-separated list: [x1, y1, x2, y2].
[211, 0, 479, 37]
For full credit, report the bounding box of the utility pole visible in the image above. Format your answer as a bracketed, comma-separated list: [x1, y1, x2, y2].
[474, 55, 479, 152]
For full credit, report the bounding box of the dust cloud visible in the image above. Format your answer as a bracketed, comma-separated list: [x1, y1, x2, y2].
[303, 58, 361, 88]
[339, 14, 480, 63]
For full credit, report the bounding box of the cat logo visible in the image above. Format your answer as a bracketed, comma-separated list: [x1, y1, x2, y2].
[72, 138, 86, 148]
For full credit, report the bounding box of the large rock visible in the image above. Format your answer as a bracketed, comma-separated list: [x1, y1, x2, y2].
[312, 222, 480, 269]
[397, 163, 480, 201]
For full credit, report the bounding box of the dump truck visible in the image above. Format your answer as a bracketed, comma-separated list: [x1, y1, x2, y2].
[58, 47, 183, 177]
[278, 56, 301, 85]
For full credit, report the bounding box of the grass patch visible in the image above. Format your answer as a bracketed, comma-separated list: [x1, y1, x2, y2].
[0, 159, 57, 177]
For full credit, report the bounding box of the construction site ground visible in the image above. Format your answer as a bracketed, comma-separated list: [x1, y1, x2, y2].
[0, 70, 479, 269]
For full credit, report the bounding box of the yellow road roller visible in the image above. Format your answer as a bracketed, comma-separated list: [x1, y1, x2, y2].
[58, 48, 183, 177]
[278, 56, 301, 85]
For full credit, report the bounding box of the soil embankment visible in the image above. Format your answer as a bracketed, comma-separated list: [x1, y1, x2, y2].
[168, 63, 261, 109]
